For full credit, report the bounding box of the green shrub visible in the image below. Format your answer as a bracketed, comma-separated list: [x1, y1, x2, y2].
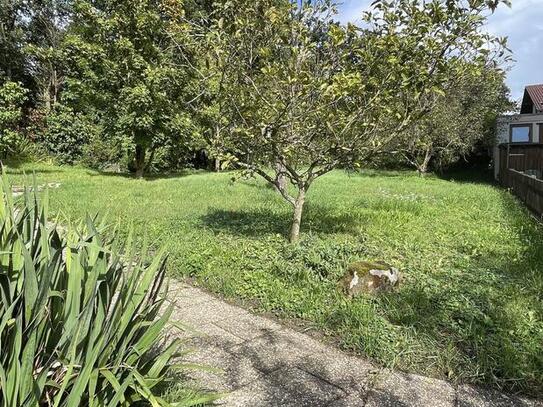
[0, 176, 211, 406]
[81, 130, 132, 171]
[0, 81, 27, 158]
[37, 104, 99, 164]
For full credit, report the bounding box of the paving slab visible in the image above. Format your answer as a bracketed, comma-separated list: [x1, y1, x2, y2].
[166, 284, 215, 308]
[295, 348, 378, 394]
[457, 385, 539, 407]
[218, 379, 302, 407]
[327, 393, 367, 407]
[173, 322, 247, 348]
[183, 344, 264, 392]
[168, 291, 214, 309]
[365, 371, 456, 407]
[220, 366, 345, 407]
[265, 366, 346, 406]
[274, 327, 332, 354]
[165, 282, 543, 407]
[214, 312, 282, 341]
[227, 329, 319, 373]
[173, 298, 246, 326]
[164, 279, 190, 296]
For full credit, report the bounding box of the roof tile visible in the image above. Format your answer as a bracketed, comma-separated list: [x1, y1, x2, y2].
[525, 84, 543, 112]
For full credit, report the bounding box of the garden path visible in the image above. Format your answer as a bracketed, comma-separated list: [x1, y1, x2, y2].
[166, 281, 540, 407]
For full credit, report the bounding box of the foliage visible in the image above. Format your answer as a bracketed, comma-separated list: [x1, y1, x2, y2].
[0, 0, 27, 83]
[8, 162, 543, 397]
[1, 0, 71, 109]
[24, 0, 72, 110]
[400, 67, 515, 174]
[35, 104, 100, 164]
[0, 174, 212, 406]
[80, 131, 132, 171]
[62, 0, 197, 177]
[1, 0, 514, 180]
[206, 0, 510, 241]
[0, 81, 27, 158]
[146, 111, 207, 172]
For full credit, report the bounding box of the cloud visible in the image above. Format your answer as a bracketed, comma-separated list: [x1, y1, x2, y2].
[337, 0, 542, 101]
[336, 0, 373, 25]
[486, 0, 543, 100]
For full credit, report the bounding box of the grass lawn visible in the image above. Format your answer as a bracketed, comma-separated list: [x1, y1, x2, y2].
[6, 161, 543, 396]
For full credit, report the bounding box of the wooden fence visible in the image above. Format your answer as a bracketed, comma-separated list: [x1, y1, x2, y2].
[498, 144, 543, 216]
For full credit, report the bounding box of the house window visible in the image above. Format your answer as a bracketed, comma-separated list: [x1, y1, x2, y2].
[510, 124, 532, 143]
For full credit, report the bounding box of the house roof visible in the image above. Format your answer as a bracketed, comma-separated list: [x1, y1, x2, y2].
[522, 84, 543, 113]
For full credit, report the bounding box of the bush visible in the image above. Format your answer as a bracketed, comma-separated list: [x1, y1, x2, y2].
[81, 130, 132, 171]
[0, 175, 212, 406]
[37, 104, 99, 164]
[0, 81, 27, 158]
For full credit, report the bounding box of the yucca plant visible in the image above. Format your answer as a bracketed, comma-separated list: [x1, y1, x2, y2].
[0, 175, 211, 406]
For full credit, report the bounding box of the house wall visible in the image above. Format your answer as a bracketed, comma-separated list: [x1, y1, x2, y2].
[493, 114, 543, 179]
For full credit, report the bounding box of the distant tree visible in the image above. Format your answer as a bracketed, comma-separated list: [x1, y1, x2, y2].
[25, 0, 72, 111]
[0, 0, 27, 82]
[64, 0, 195, 177]
[1, 0, 71, 106]
[400, 67, 514, 175]
[208, 0, 509, 242]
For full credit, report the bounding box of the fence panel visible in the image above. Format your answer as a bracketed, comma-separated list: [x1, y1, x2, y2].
[498, 144, 543, 216]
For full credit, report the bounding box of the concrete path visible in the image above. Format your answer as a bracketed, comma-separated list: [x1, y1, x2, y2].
[166, 281, 540, 407]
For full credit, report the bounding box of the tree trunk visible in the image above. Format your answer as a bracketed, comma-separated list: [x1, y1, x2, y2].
[135, 145, 146, 178]
[43, 68, 58, 111]
[213, 124, 221, 172]
[51, 68, 59, 106]
[289, 189, 305, 243]
[417, 147, 432, 177]
[275, 161, 287, 192]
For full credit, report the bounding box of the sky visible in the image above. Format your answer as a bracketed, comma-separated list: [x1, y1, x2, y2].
[337, 0, 543, 101]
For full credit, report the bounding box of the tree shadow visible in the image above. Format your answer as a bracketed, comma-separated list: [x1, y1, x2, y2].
[6, 167, 64, 175]
[437, 165, 497, 186]
[85, 168, 212, 181]
[199, 204, 361, 238]
[2, 157, 39, 169]
[355, 169, 414, 179]
[3, 157, 65, 175]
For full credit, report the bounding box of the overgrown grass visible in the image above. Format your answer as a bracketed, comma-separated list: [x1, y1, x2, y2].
[6, 161, 543, 396]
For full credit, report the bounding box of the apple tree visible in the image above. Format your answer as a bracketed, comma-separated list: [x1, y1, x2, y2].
[208, 0, 509, 242]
